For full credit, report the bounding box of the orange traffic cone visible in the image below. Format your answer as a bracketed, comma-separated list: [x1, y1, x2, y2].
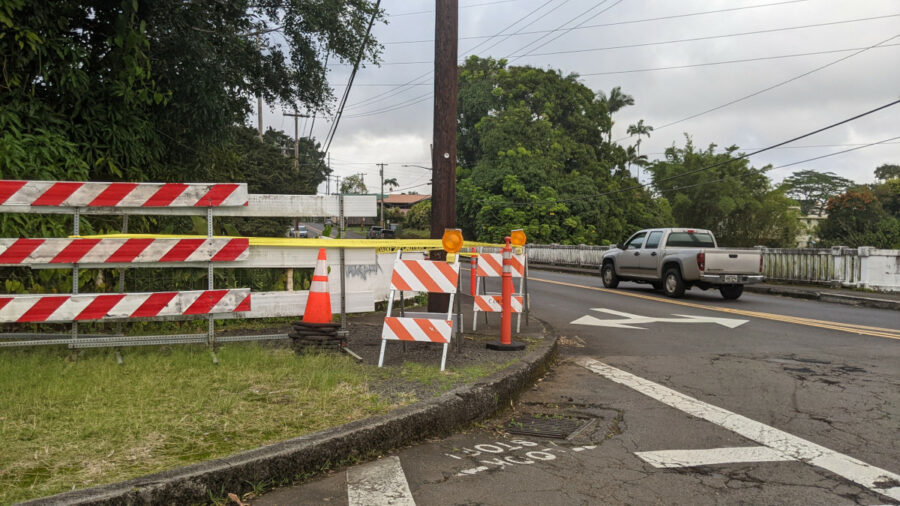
[302, 248, 333, 323]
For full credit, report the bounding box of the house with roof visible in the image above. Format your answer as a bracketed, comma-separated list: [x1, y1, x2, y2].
[379, 194, 431, 216]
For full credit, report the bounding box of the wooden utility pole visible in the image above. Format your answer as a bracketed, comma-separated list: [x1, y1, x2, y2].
[283, 110, 309, 171]
[429, 0, 458, 312]
[377, 163, 388, 228]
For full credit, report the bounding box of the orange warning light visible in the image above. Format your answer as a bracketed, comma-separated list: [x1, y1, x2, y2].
[442, 228, 464, 254]
[510, 229, 527, 247]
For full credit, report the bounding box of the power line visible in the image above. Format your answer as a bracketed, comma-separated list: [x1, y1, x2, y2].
[372, 14, 900, 65]
[616, 32, 900, 142]
[510, 0, 624, 62]
[390, 0, 519, 18]
[578, 43, 900, 76]
[383, 0, 809, 44]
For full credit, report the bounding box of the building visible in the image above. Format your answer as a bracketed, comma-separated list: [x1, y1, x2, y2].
[378, 194, 431, 216]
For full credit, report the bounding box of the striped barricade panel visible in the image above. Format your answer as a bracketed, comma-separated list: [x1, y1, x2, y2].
[0, 181, 248, 207]
[473, 295, 524, 313]
[390, 259, 460, 293]
[0, 289, 251, 323]
[382, 316, 452, 343]
[0, 238, 249, 265]
[475, 253, 525, 278]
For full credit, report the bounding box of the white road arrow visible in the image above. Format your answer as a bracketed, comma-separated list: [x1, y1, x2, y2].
[570, 308, 748, 329]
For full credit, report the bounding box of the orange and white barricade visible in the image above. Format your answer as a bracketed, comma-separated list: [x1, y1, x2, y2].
[472, 248, 525, 333]
[379, 251, 460, 371]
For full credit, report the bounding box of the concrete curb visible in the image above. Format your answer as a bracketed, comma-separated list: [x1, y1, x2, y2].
[24, 336, 558, 505]
[529, 264, 899, 311]
[743, 285, 900, 311]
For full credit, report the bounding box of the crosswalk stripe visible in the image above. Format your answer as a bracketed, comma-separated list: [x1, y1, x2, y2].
[347, 456, 415, 506]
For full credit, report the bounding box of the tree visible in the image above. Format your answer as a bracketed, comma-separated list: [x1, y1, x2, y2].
[874, 163, 900, 181]
[599, 86, 634, 146]
[782, 170, 854, 216]
[626, 119, 653, 177]
[340, 174, 368, 194]
[405, 200, 432, 229]
[645, 138, 800, 247]
[818, 187, 900, 248]
[455, 57, 670, 245]
[384, 178, 399, 192]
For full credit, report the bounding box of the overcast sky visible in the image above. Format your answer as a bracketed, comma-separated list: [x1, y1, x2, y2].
[256, 0, 900, 195]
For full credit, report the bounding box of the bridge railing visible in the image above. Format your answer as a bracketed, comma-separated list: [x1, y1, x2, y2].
[525, 243, 898, 292]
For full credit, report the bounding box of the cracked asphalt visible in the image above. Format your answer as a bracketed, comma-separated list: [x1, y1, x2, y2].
[253, 270, 899, 505]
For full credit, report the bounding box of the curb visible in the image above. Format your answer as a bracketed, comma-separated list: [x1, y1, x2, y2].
[529, 264, 899, 311]
[25, 336, 558, 505]
[743, 285, 900, 311]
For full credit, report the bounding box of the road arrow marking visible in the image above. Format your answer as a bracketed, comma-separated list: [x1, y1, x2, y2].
[570, 308, 748, 329]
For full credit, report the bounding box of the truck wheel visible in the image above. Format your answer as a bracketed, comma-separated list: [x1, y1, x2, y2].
[601, 263, 619, 288]
[663, 268, 685, 298]
[719, 285, 744, 300]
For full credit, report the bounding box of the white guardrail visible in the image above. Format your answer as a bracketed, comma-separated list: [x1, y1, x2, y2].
[526, 243, 900, 292]
[0, 180, 381, 349]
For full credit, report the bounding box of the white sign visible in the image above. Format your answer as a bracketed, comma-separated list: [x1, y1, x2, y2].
[571, 308, 748, 329]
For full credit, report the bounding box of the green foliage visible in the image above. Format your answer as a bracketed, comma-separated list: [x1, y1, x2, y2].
[340, 174, 368, 194]
[455, 57, 671, 245]
[645, 138, 799, 247]
[405, 200, 431, 229]
[874, 163, 900, 181]
[818, 183, 900, 248]
[782, 169, 854, 216]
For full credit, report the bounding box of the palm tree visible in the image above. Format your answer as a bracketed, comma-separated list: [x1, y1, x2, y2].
[626, 119, 653, 180]
[384, 177, 399, 192]
[599, 86, 634, 146]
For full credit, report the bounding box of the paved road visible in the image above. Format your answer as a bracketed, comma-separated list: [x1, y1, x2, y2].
[254, 270, 900, 505]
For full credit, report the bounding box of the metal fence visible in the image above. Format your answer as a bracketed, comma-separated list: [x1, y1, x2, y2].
[0, 180, 377, 349]
[525, 244, 611, 268]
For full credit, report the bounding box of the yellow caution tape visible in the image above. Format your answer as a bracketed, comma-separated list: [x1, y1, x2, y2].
[78, 233, 502, 253]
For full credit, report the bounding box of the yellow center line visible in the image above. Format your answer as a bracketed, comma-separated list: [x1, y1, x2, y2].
[530, 276, 900, 341]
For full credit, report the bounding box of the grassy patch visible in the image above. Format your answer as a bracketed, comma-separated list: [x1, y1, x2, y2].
[0, 343, 510, 503]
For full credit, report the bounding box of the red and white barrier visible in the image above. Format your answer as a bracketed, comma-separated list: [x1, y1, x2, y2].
[474, 252, 524, 278]
[474, 295, 523, 313]
[473, 249, 526, 333]
[380, 251, 460, 371]
[0, 180, 248, 207]
[0, 238, 248, 265]
[382, 316, 452, 343]
[0, 289, 250, 323]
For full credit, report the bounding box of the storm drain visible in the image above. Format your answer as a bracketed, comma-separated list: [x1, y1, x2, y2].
[506, 415, 597, 440]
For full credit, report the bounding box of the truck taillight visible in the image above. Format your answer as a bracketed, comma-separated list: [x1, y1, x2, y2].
[697, 252, 705, 271]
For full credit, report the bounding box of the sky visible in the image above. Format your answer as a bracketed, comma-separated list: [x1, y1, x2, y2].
[254, 0, 900, 195]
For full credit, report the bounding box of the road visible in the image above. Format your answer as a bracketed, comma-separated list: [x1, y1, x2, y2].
[254, 269, 900, 505]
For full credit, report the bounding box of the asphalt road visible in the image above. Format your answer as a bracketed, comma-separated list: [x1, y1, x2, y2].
[254, 269, 900, 505]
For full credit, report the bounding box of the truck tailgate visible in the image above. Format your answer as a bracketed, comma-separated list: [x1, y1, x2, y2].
[704, 249, 761, 274]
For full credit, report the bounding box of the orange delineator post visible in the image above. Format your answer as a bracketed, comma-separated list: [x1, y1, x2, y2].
[500, 237, 513, 345]
[470, 247, 477, 296]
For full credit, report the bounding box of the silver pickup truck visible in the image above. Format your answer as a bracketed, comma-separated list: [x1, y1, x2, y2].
[600, 228, 764, 300]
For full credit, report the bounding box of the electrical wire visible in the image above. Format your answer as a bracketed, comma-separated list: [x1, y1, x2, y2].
[616, 32, 900, 142]
[382, 0, 809, 45]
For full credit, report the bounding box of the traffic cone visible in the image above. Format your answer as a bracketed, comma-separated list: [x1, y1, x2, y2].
[302, 248, 332, 323]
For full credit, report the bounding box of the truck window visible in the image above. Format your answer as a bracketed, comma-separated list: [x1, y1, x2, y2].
[645, 231, 663, 249]
[666, 231, 715, 247]
[625, 232, 646, 249]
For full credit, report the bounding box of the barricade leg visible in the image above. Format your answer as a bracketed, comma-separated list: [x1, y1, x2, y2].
[378, 340, 387, 368]
[440, 342, 448, 371]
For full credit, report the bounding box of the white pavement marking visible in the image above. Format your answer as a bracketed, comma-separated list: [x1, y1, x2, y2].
[635, 446, 796, 468]
[347, 456, 416, 506]
[570, 308, 748, 329]
[576, 357, 900, 502]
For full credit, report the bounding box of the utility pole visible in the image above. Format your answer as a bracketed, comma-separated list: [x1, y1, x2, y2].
[282, 110, 309, 171]
[257, 36, 264, 142]
[377, 163, 388, 228]
[429, 0, 458, 312]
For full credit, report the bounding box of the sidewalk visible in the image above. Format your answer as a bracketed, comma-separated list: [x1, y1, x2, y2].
[529, 264, 900, 311]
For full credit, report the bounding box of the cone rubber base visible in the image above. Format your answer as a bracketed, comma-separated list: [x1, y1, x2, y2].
[486, 341, 526, 351]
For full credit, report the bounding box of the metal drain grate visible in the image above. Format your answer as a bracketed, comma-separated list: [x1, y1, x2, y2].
[506, 415, 597, 440]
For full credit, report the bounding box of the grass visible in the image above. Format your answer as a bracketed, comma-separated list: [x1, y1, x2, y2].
[0, 342, 511, 504]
